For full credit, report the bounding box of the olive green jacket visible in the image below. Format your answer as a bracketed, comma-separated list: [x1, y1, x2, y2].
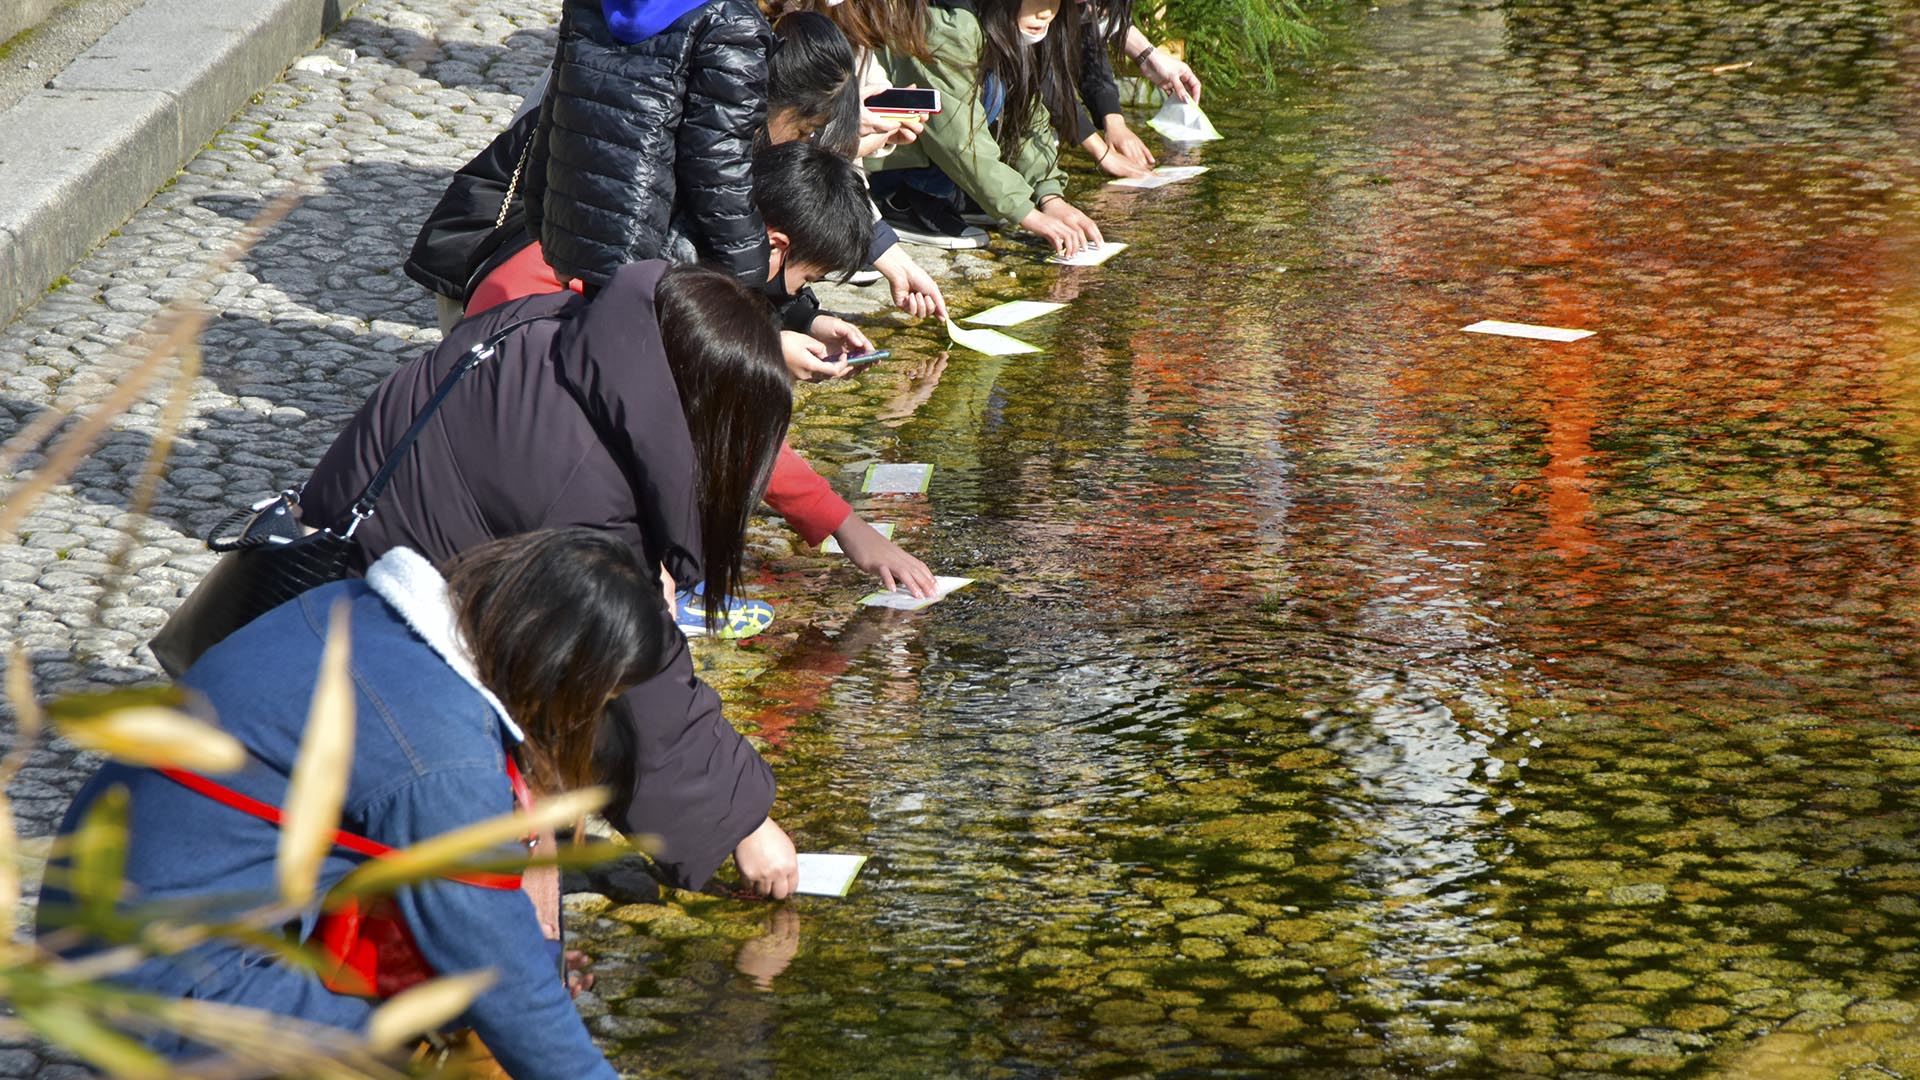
[868, 5, 1068, 225]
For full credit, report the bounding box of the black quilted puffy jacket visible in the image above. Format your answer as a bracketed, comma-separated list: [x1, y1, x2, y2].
[526, 0, 772, 288]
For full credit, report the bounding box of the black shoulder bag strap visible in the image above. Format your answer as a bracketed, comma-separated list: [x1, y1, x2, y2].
[336, 313, 564, 538]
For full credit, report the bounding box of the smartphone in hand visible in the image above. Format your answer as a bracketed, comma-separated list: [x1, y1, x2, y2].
[865, 88, 940, 115]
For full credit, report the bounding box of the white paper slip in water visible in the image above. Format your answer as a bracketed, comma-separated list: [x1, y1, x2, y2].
[822, 522, 893, 554]
[1108, 165, 1210, 189]
[796, 853, 869, 897]
[1148, 101, 1222, 142]
[1046, 242, 1128, 268]
[962, 300, 1067, 327]
[862, 463, 933, 494]
[1461, 320, 1595, 343]
[860, 576, 974, 611]
[946, 317, 1039, 355]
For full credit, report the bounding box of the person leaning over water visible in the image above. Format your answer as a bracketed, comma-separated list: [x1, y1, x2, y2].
[867, 0, 1105, 255]
[36, 529, 666, 1078]
[297, 262, 804, 898]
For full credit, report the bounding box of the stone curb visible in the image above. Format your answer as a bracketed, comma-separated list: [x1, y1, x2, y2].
[0, 0, 362, 330]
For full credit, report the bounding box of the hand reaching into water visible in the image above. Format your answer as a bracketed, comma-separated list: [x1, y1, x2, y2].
[734, 816, 798, 900]
[833, 514, 936, 597]
[1104, 117, 1156, 170]
[873, 244, 947, 320]
[1083, 132, 1153, 179]
[1137, 47, 1202, 104]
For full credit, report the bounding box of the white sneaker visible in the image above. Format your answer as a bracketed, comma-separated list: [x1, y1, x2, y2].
[846, 268, 884, 286]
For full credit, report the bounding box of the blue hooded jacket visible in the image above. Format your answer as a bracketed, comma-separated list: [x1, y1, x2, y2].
[602, 0, 717, 42]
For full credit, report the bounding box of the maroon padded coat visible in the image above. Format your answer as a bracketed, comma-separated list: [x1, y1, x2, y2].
[299, 260, 773, 889]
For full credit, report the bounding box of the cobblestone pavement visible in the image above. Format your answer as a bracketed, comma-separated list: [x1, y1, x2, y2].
[0, 1, 591, 1072]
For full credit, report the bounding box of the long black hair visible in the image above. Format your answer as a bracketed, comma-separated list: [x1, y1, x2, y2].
[653, 265, 792, 630]
[770, 12, 863, 159]
[974, 0, 1083, 160]
[1084, 0, 1133, 54]
[447, 528, 668, 793]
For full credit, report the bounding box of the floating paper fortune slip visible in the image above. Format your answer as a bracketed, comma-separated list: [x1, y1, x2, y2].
[962, 300, 1066, 327]
[796, 853, 869, 897]
[1148, 101, 1222, 142]
[1046, 242, 1129, 268]
[1461, 320, 1595, 343]
[862, 463, 932, 493]
[946, 317, 1038, 355]
[822, 522, 893, 554]
[1108, 165, 1210, 189]
[860, 576, 974, 611]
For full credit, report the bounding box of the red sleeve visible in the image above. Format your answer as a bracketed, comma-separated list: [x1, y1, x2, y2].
[466, 241, 577, 315]
[764, 444, 851, 546]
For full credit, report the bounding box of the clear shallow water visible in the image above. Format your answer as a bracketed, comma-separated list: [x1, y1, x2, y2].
[572, 2, 1920, 1076]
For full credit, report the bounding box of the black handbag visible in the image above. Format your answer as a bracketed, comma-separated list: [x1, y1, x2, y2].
[149, 316, 560, 676]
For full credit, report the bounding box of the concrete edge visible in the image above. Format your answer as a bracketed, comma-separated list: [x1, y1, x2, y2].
[0, 0, 362, 330]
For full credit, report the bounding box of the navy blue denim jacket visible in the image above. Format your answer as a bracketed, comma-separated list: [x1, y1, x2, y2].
[40, 551, 617, 1080]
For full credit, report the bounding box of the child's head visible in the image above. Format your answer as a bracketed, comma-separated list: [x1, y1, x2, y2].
[752, 139, 875, 293]
[974, 0, 1082, 159]
[768, 12, 862, 157]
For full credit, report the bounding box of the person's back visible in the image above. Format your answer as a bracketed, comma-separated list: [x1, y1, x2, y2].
[298, 263, 793, 894]
[38, 547, 625, 1078]
[528, 0, 774, 286]
[302, 262, 700, 587]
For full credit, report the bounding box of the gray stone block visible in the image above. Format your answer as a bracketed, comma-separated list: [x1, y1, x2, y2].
[0, 88, 179, 326]
[0, 0, 364, 328]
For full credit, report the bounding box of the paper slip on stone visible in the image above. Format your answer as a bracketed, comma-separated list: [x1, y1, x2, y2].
[962, 300, 1067, 327]
[1149, 101, 1222, 142]
[822, 522, 893, 554]
[946, 317, 1039, 355]
[797, 853, 869, 897]
[1461, 319, 1595, 342]
[1109, 165, 1210, 189]
[1046, 242, 1129, 268]
[860, 576, 974, 611]
[862, 463, 933, 493]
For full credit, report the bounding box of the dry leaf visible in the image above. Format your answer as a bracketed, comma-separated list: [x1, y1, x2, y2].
[6, 646, 42, 748]
[278, 600, 355, 907]
[56, 705, 246, 773]
[367, 970, 497, 1051]
[332, 787, 610, 901]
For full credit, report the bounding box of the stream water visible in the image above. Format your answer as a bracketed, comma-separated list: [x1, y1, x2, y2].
[571, 1, 1920, 1075]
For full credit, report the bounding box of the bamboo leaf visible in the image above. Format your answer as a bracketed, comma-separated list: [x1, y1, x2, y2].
[16, 1000, 169, 1080]
[366, 970, 497, 1052]
[68, 786, 130, 935]
[53, 700, 246, 774]
[278, 600, 356, 907]
[0, 789, 18, 914]
[6, 645, 42, 747]
[330, 787, 609, 902]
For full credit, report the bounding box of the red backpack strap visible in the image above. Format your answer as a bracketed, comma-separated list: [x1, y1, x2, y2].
[158, 767, 524, 891]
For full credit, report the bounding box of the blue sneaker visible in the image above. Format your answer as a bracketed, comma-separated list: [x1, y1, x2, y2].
[675, 585, 775, 640]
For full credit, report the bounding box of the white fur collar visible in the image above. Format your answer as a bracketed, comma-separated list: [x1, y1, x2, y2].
[363, 547, 525, 743]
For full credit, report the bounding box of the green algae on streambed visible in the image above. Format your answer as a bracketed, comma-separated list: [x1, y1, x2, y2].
[570, 1, 1920, 1076]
